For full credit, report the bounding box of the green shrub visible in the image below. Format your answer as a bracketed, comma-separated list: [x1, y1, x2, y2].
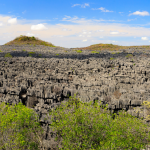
[110, 57, 115, 60]
[48, 93, 150, 150]
[38, 54, 42, 57]
[4, 53, 13, 58]
[126, 54, 133, 58]
[18, 36, 37, 41]
[91, 51, 99, 54]
[0, 102, 44, 150]
[28, 52, 36, 55]
[76, 50, 82, 53]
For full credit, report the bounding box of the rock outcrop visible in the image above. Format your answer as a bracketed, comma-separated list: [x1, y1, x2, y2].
[1, 46, 150, 149]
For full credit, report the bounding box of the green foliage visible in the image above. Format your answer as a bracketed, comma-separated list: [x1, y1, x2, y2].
[126, 54, 133, 58]
[0, 102, 44, 150]
[76, 50, 82, 53]
[17, 36, 37, 41]
[110, 57, 115, 60]
[1, 95, 150, 149]
[38, 54, 42, 57]
[40, 41, 55, 47]
[4, 53, 13, 58]
[4, 35, 58, 47]
[91, 51, 99, 54]
[48, 93, 150, 150]
[28, 52, 36, 55]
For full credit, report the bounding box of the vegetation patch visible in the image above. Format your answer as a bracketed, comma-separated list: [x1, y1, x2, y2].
[1, 94, 150, 149]
[47, 93, 150, 150]
[4, 53, 13, 58]
[91, 51, 99, 54]
[126, 54, 133, 58]
[4, 35, 59, 47]
[75, 50, 82, 53]
[0, 102, 44, 150]
[110, 57, 115, 60]
[28, 52, 36, 55]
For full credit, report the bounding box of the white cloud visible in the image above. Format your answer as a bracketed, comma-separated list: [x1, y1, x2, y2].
[71, 4, 80, 7]
[26, 33, 35, 37]
[31, 24, 48, 30]
[81, 30, 92, 35]
[63, 15, 71, 19]
[81, 3, 90, 8]
[71, 3, 90, 8]
[62, 28, 72, 31]
[1, 14, 150, 48]
[129, 11, 150, 16]
[8, 18, 17, 24]
[120, 32, 127, 35]
[96, 30, 104, 32]
[57, 35, 63, 37]
[110, 31, 119, 35]
[61, 16, 118, 24]
[112, 41, 118, 43]
[87, 35, 91, 37]
[0, 23, 3, 26]
[22, 10, 26, 14]
[82, 39, 88, 42]
[127, 18, 137, 22]
[62, 15, 79, 22]
[141, 37, 148, 40]
[91, 19, 117, 22]
[91, 7, 113, 12]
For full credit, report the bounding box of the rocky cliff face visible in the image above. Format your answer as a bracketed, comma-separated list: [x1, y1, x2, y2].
[1, 46, 150, 149]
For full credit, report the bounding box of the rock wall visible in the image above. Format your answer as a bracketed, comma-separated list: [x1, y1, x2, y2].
[1, 49, 150, 149]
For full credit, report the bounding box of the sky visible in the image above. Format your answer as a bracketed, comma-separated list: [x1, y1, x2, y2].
[1, 0, 150, 48]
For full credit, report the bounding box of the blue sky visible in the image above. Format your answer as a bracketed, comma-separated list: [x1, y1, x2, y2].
[1, 0, 150, 48]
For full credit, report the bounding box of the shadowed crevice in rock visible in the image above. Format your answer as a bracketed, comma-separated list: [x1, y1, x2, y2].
[19, 86, 27, 106]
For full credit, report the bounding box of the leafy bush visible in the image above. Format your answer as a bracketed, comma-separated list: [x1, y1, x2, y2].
[48, 93, 150, 150]
[0, 102, 44, 150]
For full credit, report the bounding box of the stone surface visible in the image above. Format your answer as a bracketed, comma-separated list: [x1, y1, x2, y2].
[1, 45, 150, 149]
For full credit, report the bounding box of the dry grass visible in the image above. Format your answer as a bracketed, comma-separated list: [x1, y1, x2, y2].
[4, 35, 63, 48]
[72, 43, 150, 51]
[3, 35, 150, 51]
